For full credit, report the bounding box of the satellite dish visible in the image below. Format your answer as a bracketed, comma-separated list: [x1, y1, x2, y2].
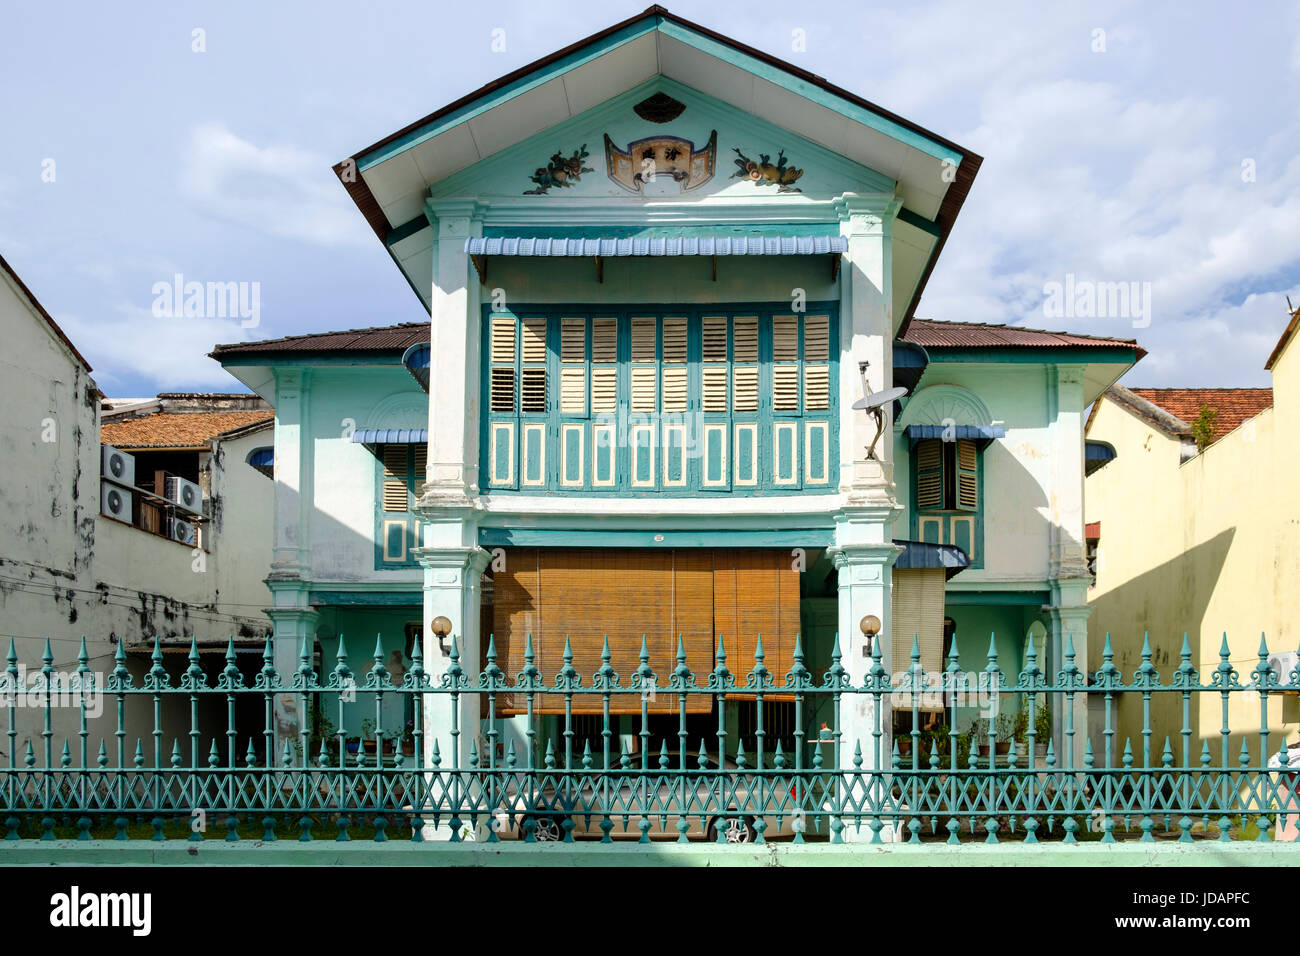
[852, 386, 908, 411]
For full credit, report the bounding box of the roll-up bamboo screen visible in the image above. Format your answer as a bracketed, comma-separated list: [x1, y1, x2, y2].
[890, 568, 947, 709]
[491, 549, 801, 714]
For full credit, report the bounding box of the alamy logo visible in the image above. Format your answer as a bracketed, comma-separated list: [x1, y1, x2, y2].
[151, 273, 260, 328]
[49, 886, 151, 936]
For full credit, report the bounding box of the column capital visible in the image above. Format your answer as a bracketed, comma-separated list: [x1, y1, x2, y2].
[833, 193, 901, 234]
[424, 199, 487, 237]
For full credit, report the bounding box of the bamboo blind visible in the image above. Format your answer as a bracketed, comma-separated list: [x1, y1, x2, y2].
[490, 549, 801, 714]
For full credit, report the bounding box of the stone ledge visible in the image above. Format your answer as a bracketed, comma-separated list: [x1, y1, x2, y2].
[3, 840, 1298, 867]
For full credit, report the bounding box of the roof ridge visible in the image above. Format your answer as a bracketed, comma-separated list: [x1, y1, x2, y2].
[212, 320, 430, 354]
[907, 316, 1139, 346]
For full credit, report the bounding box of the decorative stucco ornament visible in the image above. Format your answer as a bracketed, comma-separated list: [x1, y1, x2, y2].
[523, 144, 595, 195]
[604, 130, 717, 193]
[729, 146, 804, 193]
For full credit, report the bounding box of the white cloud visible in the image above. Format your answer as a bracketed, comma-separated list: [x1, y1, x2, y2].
[180, 123, 368, 246]
[59, 303, 251, 394]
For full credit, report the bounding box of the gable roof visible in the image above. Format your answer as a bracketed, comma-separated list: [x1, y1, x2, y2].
[100, 411, 274, 450]
[901, 318, 1145, 355]
[1, 251, 92, 372]
[211, 323, 430, 361]
[1128, 388, 1273, 444]
[334, 5, 980, 332]
[1265, 306, 1300, 371]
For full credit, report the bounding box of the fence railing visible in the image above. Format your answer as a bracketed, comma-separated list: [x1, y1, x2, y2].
[1, 632, 1298, 845]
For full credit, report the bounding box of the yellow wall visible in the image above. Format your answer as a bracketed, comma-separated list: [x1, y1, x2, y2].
[1085, 342, 1300, 762]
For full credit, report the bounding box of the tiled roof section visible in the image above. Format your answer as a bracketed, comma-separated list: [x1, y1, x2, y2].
[1129, 388, 1273, 443]
[210, 322, 429, 359]
[100, 411, 273, 449]
[901, 318, 1144, 354]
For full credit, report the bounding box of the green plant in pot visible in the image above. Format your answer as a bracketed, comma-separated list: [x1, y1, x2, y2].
[1033, 702, 1052, 756]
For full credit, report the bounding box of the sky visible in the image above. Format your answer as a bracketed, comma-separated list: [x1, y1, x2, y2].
[2, 0, 1299, 396]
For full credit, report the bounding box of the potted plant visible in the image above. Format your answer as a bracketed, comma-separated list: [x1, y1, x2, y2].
[968, 717, 989, 756]
[1033, 702, 1052, 759]
[994, 713, 1015, 755]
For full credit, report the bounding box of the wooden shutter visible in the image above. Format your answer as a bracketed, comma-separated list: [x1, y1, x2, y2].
[630, 317, 657, 362]
[520, 317, 547, 413]
[701, 315, 728, 413]
[772, 365, 799, 411]
[661, 367, 688, 412]
[412, 444, 427, 480]
[732, 316, 758, 412]
[732, 316, 758, 362]
[630, 368, 657, 411]
[712, 550, 802, 701]
[803, 364, 829, 410]
[489, 317, 516, 412]
[891, 568, 947, 705]
[492, 549, 715, 715]
[771, 315, 799, 361]
[661, 316, 687, 363]
[803, 315, 830, 361]
[381, 445, 409, 512]
[591, 317, 617, 413]
[915, 439, 943, 511]
[956, 438, 979, 511]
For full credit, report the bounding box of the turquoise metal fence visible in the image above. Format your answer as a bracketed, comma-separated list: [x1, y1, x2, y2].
[1, 632, 1298, 845]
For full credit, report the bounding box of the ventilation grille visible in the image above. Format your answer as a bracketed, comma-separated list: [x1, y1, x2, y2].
[804, 315, 830, 362]
[772, 315, 799, 362]
[631, 317, 657, 362]
[630, 367, 657, 412]
[804, 365, 830, 411]
[591, 317, 617, 363]
[702, 367, 728, 413]
[661, 316, 688, 363]
[772, 365, 799, 411]
[561, 317, 585, 363]
[732, 316, 758, 362]
[490, 367, 515, 412]
[561, 367, 586, 414]
[490, 317, 516, 364]
[702, 316, 728, 362]
[661, 366, 688, 412]
[591, 367, 617, 413]
[521, 318, 547, 364]
[733, 366, 758, 412]
[382, 446, 408, 512]
[521, 368, 547, 413]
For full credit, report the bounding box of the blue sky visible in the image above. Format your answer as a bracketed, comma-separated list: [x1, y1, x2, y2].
[2, 0, 1298, 396]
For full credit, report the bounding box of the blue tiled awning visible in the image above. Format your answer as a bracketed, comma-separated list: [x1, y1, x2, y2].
[893, 539, 970, 579]
[464, 233, 847, 257]
[402, 342, 430, 392]
[1085, 439, 1117, 475]
[351, 429, 428, 444]
[892, 340, 930, 394]
[245, 446, 273, 478]
[904, 424, 1005, 449]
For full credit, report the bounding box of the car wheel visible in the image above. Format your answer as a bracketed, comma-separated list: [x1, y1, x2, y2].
[707, 816, 755, 843]
[528, 817, 562, 842]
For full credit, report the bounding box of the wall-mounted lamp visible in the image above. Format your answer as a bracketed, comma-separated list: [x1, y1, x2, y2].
[860, 614, 881, 658]
[431, 615, 453, 654]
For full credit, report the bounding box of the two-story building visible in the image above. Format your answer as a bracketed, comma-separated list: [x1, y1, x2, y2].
[213, 7, 1143, 827]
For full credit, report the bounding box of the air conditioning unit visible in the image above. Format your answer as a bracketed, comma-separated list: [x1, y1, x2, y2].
[1268, 650, 1298, 683]
[101, 482, 132, 522]
[102, 444, 135, 487]
[168, 516, 197, 547]
[164, 476, 203, 515]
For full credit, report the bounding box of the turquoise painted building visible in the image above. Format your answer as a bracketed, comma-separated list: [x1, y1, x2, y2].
[214, 7, 1142, 821]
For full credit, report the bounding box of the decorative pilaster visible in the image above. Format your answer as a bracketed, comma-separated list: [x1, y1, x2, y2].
[835, 193, 902, 498]
[829, 504, 903, 844]
[421, 199, 484, 502]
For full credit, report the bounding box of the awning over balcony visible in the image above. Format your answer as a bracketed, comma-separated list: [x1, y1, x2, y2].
[903, 424, 1005, 450]
[463, 225, 847, 282]
[893, 539, 970, 579]
[351, 429, 428, 444]
[402, 342, 430, 392]
[1085, 439, 1117, 475]
[892, 340, 930, 395]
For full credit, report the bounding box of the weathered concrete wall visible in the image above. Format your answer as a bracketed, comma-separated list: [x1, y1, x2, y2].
[1086, 345, 1300, 757]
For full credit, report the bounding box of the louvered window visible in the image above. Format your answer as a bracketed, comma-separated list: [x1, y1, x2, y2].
[483, 306, 838, 493]
[375, 442, 427, 569]
[914, 437, 980, 513]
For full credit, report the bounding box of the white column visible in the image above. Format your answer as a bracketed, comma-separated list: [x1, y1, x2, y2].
[264, 605, 319, 759]
[268, 368, 311, 576]
[831, 516, 903, 843]
[1046, 365, 1092, 766]
[422, 200, 483, 498]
